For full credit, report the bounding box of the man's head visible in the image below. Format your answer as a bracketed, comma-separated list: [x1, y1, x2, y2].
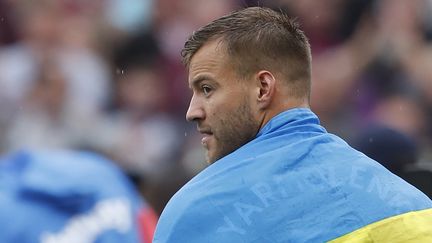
[184, 7, 312, 163]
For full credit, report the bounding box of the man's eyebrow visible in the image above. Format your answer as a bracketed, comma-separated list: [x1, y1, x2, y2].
[189, 75, 213, 89]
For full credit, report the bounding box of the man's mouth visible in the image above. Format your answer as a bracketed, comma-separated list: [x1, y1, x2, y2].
[201, 135, 210, 146]
[198, 128, 213, 147]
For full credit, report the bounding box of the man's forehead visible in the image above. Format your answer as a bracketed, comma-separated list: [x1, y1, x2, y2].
[188, 40, 228, 76]
[190, 39, 226, 66]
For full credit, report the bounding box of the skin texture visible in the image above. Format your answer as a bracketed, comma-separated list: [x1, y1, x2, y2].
[186, 38, 309, 163]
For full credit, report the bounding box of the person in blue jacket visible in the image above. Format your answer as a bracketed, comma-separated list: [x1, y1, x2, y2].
[153, 7, 432, 242]
[0, 149, 157, 243]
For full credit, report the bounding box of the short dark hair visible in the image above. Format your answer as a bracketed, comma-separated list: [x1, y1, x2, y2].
[182, 7, 312, 98]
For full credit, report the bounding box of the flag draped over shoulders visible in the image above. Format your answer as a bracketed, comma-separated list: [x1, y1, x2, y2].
[154, 108, 432, 243]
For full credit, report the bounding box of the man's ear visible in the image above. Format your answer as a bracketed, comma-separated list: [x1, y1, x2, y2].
[256, 70, 276, 109]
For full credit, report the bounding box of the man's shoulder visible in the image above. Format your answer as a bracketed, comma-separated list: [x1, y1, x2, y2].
[155, 131, 432, 242]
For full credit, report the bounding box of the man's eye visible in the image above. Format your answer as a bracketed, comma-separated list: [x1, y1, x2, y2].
[202, 85, 212, 95]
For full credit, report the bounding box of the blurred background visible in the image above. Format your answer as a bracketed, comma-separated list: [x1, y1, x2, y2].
[0, 0, 431, 216]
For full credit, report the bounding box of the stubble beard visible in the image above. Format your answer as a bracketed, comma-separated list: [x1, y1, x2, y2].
[207, 99, 259, 163]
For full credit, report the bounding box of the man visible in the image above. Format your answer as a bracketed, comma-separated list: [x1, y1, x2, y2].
[154, 7, 432, 242]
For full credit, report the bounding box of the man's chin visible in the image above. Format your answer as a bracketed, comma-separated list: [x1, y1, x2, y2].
[205, 154, 216, 164]
[205, 150, 219, 164]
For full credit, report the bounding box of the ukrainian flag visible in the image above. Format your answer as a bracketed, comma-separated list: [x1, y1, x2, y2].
[154, 109, 432, 242]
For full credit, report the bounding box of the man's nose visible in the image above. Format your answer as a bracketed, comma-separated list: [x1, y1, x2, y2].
[186, 95, 205, 122]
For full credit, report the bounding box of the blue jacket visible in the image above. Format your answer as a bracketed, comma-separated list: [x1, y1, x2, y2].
[0, 150, 155, 243]
[154, 108, 432, 242]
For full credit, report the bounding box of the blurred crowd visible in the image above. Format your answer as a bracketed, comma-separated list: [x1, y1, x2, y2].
[0, 0, 431, 215]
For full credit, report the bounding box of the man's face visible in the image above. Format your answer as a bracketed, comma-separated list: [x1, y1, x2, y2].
[186, 40, 260, 164]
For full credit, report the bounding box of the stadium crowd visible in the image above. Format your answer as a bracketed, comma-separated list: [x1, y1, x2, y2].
[0, 0, 431, 216]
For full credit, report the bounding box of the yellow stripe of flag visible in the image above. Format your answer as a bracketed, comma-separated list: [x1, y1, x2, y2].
[329, 208, 432, 243]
